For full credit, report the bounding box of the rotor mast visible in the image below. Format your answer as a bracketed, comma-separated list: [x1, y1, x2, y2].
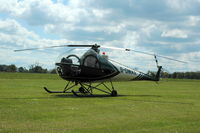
[91, 44, 100, 53]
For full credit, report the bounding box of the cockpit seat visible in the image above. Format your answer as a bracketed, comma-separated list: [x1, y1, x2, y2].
[61, 58, 72, 64]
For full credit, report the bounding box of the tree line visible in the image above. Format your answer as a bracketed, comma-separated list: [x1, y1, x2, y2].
[0, 64, 56, 74]
[147, 71, 200, 79]
[161, 71, 200, 79]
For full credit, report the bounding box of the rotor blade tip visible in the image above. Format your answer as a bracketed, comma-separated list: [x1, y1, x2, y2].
[125, 49, 131, 51]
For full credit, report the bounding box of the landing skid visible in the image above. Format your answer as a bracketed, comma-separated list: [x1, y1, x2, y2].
[43, 80, 118, 97]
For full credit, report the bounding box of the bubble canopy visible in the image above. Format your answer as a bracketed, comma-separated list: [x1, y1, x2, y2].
[56, 48, 88, 66]
[55, 48, 119, 82]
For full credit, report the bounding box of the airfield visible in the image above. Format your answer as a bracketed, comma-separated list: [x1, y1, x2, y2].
[0, 72, 200, 133]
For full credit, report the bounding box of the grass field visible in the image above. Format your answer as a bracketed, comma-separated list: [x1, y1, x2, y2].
[0, 72, 200, 133]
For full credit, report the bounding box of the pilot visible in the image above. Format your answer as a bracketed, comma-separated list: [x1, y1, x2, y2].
[84, 56, 99, 68]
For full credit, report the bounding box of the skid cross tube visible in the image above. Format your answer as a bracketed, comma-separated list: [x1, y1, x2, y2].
[79, 82, 93, 94]
[79, 79, 116, 95]
[81, 82, 111, 94]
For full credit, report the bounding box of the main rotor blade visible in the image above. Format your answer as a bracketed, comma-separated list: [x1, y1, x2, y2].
[14, 45, 94, 52]
[101, 46, 187, 63]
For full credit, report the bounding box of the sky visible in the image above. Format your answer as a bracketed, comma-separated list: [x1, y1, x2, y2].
[0, 0, 200, 72]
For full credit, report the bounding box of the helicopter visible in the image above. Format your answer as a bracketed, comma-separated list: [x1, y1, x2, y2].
[14, 44, 186, 96]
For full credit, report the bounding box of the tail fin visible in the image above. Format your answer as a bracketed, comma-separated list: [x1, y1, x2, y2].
[155, 66, 162, 81]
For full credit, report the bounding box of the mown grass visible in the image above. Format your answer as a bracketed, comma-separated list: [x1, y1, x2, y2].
[0, 72, 200, 133]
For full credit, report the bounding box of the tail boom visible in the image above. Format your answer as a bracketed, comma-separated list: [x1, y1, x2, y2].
[111, 65, 162, 82]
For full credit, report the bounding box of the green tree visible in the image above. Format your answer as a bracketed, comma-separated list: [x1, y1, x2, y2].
[49, 69, 57, 74]
[18, 67, 28, 73]
[0, 65, 7, 71]
[29, 64, 47, 73]
[7, 64, 17, 72]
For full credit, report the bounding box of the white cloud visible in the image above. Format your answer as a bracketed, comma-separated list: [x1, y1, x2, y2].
[171, 51, 200, 71]
[0, 0, 90, 25]
[182, 51, 200, 62]
[0, 19, 38, 38]
[187, 16, 200, 26]
[2, 0, 108, 26]
[0, 19, 73, 48]
[166, 0, 200, 13]
[166, 0, 191, 10]
[141, 24, 156, 36]
[161, 29, 188, 39]
[0, 19, 41, 48]
[92, 9, 110, 18]
[122, 31, 140, 48]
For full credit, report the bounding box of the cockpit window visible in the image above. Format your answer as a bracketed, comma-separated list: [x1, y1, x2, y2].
[83, 55, 99, 68]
